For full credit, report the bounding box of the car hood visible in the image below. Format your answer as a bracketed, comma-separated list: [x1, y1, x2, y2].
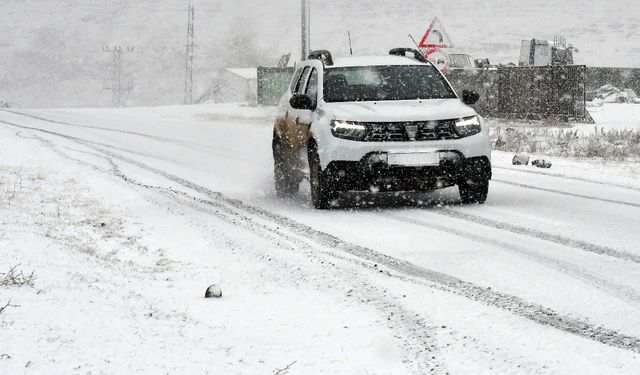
[323, 99, 477, 122]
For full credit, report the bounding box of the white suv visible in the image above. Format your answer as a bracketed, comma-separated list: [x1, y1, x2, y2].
[272, 49, 492, 209]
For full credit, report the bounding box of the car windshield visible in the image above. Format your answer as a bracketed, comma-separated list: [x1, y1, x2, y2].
[323, 65, 457, 103]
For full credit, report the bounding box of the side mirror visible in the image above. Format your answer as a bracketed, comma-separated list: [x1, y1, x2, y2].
[462, 90, 480, 105]
[290, 94, 315, 110]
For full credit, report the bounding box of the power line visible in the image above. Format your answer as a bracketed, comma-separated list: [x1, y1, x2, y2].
[103, 45, 134, 107]
[185, 0, 195, 105]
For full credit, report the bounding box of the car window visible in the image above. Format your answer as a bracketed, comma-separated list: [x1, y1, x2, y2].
[289, 68, 304, 93]
[305, 68, 318, 101]
[323, 65, 457, 102]
[294, 67, 311, 95]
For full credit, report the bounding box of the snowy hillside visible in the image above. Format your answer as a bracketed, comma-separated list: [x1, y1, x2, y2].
[1, 0, 639, 107]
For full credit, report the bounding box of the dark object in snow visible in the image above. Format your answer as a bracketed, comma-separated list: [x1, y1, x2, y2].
[532, 159, 552, 168]
[587, 84, 640, 105]
[512, 153, 530, 166]
[205, 284, 222, 298]
[624, 89, 640, 103]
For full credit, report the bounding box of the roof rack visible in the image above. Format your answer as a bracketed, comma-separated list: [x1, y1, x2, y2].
[308, 50, 334, 66]
[389, 48, 429, 64]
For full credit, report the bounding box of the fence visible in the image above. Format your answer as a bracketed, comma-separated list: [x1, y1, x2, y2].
[445, 69, 500, 117]
[257, 67, 295, 106]
[497, 65, 587, 120]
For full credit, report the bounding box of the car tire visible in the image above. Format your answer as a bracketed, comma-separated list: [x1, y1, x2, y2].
[459, 178, 489, 204]
[273, 138, 299, 198]
[308, 143, 335, 209]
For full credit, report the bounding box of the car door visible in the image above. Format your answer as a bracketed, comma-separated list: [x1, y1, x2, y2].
[275, 66, 305, 141]
[292, 66, 319, 152]
[282, 66, 311, 153]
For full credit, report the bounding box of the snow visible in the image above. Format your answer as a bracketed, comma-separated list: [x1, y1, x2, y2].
[588, 84, 640, 105]
[588, 103, 640, 130]
[2, 103, 640, 373]
[0, 119, 406, 374]
[225, 68, 258, 80]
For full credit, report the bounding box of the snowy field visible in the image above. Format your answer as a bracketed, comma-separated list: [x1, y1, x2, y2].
[588, 103, 640, 130]
[1, 104, 640, 374]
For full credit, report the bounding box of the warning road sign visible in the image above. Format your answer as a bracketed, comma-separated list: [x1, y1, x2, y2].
[425, 48, 450, 74]
[419, 17, 454, 49]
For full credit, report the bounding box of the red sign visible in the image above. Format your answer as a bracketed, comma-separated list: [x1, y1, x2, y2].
[419, 17, 454, 49]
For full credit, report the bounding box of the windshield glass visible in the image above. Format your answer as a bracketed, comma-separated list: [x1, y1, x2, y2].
[323, 65, 457, 102]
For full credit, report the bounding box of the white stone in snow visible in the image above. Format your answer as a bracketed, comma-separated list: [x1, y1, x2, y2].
[512, 153, 530, 166]
[205, 284, 222, 298]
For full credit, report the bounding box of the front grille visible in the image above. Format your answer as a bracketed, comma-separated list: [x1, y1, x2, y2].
[363, 120, 459, 142]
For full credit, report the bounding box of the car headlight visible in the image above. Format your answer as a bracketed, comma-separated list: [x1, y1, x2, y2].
[454, 116, 481, 137]
[331, 120, 368, 141]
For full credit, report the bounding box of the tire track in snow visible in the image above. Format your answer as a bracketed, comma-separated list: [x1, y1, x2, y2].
[159, 190, 446, 375]
[1, 109, 264, 166]
[2, 120, 446, 374]
[433, 207, 640, 263]
[6, 130, 448, 374]
[0, 114, 258, 167]
[0, 108, 204, 147]
[383, 211, 640, 306]
[494, 166, 640, 193]
[494, 179, 640, 208]
[4, 118, 640, 354]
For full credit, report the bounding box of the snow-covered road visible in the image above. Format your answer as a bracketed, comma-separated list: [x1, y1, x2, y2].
[1, 105, 640, 374]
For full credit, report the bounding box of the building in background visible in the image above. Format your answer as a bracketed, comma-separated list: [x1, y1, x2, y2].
[519, 37, 577, 66]
[218, 68, 257, 104]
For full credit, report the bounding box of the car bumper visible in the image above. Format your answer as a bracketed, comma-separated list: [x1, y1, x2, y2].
[317, 131, 491, 169]
[323, 153, 491, 192]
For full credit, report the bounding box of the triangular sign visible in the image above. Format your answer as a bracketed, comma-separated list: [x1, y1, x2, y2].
[418, 17, 454, 49]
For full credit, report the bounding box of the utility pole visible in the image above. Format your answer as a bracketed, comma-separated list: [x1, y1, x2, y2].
[185, 0, 195, 105]
[103, 45, 134, 107]
[301, 0, 310, 60]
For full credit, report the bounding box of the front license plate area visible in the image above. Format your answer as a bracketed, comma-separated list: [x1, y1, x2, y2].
[387, 153, 440, 167]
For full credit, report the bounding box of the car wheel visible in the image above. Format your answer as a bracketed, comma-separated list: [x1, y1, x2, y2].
[459, 178, 489, 204]
[273, 138, 299, 198]
[308, 144, 335, 209]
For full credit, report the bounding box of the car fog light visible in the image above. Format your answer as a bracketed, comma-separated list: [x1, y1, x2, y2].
[368, 153, 388, 164]
[439, 151, 461, 163]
